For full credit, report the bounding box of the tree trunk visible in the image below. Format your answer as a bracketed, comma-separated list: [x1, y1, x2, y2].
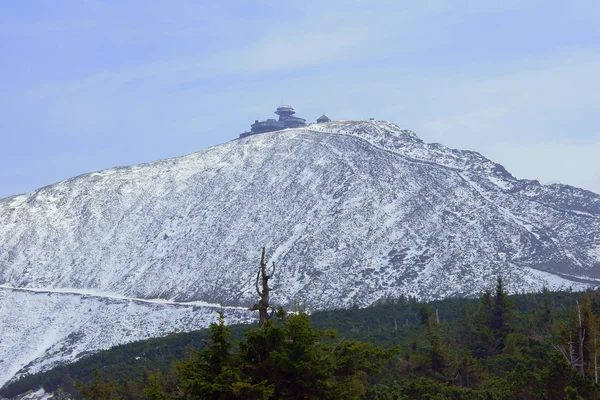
[577, 301, 586, 375]
[249, 247, 275, 328]
[595, 327, 598, 384]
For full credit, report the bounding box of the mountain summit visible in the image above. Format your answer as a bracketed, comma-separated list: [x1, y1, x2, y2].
[1, 120, 600, 385]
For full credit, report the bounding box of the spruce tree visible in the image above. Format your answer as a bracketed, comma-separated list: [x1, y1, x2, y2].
[176, 308, 274, 399]
[491, 276, 513, 350]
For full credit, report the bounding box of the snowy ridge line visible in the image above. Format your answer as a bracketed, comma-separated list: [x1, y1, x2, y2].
[302, 127, 471, 175]
[0, 285, 250, 310]
[305, 125, 600, 220]
[305, 121, 489, 171]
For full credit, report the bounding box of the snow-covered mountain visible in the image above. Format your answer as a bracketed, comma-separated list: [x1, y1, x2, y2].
[0, 287, 255, 386]
[1, 120, 600, 386]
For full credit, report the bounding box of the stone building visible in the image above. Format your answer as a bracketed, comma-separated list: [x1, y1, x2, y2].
[239, 105, 307, 139]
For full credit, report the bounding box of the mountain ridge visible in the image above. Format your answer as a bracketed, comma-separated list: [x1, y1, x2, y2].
[1, 119, 599, 385]
[2, 120, 599, 302]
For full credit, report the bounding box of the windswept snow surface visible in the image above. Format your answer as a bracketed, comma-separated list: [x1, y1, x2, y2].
[1, 120, 600, 385]
[0, 287, 254, 386]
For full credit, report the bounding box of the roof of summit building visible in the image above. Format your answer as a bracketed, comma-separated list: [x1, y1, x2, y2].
[275, 105, 296, 115]
[240, 104, 307, 139]
[282, 115, 305, 121]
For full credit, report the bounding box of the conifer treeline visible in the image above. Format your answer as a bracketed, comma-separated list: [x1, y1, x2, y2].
[5, 280, 600, 399]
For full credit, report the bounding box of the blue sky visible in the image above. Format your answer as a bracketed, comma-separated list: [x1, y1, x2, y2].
[1, 0, 599, 198]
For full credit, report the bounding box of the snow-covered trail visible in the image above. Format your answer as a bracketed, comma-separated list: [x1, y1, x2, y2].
[0, 287, 255, 387]
[0, 284, 250, 310]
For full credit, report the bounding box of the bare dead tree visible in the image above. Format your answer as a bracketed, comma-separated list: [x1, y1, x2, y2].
[570, 332, 577, 369]
[552, 328, 581, 373]
[552, 343, 573, 367]
[249, 247, 275, 328]
[554, 300, 599, 378]
[577, 300, 586, 375]
[595, 327, 598, 384]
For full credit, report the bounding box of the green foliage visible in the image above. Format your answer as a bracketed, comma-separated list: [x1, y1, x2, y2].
[564, 386, 584, 400]
[0, 320, 256, 398]
[175, 308, 263, 399]
[469, 278, 515, 358]
[491, 277, 513, 349]
[76, 369, 119, 400]
[6, 283, 600, 399]
[141, 309, 394, 400]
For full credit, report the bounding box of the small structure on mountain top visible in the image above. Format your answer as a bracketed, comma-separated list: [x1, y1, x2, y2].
[239, 105, 307, 139]
[275, 105, 307, 128]
[316, 114, 331, 123]
[249, 119, 284, 135]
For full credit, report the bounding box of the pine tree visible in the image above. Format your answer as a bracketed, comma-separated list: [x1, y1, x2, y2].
[176, 308, 274, 399]
[472, 290, 494, 357]
[75, 369, 119, 400]
[490, 276, 513, 351]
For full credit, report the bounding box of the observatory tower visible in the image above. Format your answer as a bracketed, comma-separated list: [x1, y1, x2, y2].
[275, 105, 306, 128]
[275, 105, 296, 119]
[239, 104, 308, 138]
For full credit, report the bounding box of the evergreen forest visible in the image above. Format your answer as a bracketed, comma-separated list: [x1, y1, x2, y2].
[4, 278, 600, 399]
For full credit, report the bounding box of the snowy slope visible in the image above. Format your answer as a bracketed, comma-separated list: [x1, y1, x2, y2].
[1, 120, 600, 385]
[0, 287, 255, 386]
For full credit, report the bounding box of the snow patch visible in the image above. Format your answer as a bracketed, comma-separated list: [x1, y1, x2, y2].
[0, 288, 254, 387]
[1, 120, 599, 385]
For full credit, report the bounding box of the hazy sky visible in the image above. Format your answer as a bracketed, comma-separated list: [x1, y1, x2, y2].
[1, 0, 599, 199]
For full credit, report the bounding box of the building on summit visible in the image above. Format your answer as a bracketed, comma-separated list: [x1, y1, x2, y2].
[239, 105, 333, 139]
[316, 114, 331, 123]
[244, 119, 285, 136]
[274, 105, 307, 128]
[239, 105, 307, 139]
